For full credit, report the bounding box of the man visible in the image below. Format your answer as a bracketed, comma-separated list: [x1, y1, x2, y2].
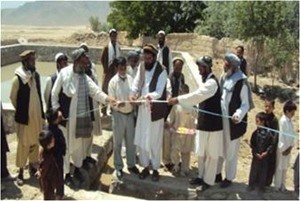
[1, 103, 16, 191]
[51, 48, 115, 183]
[126, 50, 140, 79]
[10, 50, 45, 185]
[217, 52, 250, 188]
[168, 56, 223, 191]
[101, 28, 121, 116]
[157, 30, 173, 75]
[108, 56, 139, 179]
[130, 44, 168, 182]
[81, 43, 103, 165]
[163, 57, 185, 171]
[44, 52, 68, 111]
[235, 45, 247, 76]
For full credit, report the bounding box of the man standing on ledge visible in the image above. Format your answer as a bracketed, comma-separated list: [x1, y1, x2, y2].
[101, 28, 121, 116]
[157, 30, 173, 75]
[217, 52, 251, 188]
[10, 50, 45, 185]
[130, 44, 168, 182]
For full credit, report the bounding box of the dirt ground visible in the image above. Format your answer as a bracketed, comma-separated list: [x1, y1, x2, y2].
[1, 25, 299, 200]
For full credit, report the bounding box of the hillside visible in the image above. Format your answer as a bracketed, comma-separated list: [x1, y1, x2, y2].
[1, 1, 111, 26]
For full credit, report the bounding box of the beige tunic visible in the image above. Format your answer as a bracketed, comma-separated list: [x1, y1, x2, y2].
[10, 72, 44, 167]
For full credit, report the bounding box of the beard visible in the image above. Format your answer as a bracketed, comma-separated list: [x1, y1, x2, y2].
[25, 65, 36, 73]
[145, 61, 155, 71]
[74, 64, 85, 74]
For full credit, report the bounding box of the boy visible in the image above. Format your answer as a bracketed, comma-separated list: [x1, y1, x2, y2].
[44, 109, 66, 199]
[248, 112, 274, 193]
[38, 130, 62, 200]
[264, 97, 279, 186]
[275, 100, 297, 191]
[167, 84, 197, 176]
[108, 56, 139, 179]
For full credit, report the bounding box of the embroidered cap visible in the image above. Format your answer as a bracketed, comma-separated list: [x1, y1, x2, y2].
[172, 57, 184, 65]
[143, 43, 158, 55]
[127, 50, 140, 59]
[19, 50, 35, 59]
[79, 43, 89, 52]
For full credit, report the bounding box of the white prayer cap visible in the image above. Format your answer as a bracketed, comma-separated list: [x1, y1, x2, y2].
[79, 43, 89, 52]
[109, 28, 117, 35]
[157, 30, 166, 36]
[55, 52, 65, 62]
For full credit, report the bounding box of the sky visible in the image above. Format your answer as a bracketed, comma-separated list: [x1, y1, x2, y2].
[1, 1, 33, 9]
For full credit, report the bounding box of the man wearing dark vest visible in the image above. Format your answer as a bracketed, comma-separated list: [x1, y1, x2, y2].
[129, 44, 168, 182]
[10, 50, 45, 185]
[168, 56, 223, 191]
[51, 48, 115, 183]
[44, 52, 68, 111]
[157, 30, 173, 75]
[217, 52, 251, 188]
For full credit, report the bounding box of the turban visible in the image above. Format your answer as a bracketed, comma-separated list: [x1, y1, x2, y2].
[225, 52, 240, 68]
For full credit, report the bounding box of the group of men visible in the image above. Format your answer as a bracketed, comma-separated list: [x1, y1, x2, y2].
[5, 27, 252, 192]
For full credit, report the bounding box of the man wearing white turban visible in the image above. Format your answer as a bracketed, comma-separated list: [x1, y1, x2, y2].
[216, 52, 252, 188]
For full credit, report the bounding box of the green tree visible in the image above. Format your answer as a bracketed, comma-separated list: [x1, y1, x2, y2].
[107, 1, 206, 38]
[89, 16, 101, 32]
[234, 1, 299, 89]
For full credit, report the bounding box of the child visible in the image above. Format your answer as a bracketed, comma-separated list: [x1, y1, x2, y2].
[44, 109, 66, 199]
[167, 84, 197, 176]
[248, 112, 274, 193]
[264, 97, 279, 186]
[275, 100, 297, 191]
[38, 130, 62, 200]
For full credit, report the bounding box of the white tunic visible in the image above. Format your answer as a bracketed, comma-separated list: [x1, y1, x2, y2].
[51, 65, 107, 167]
[277, 114, 295, 169]
[177, 73, 223, 158]
[131, 62, 168, 152]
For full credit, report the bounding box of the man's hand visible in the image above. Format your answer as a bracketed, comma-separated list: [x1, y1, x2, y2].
[168, 97, 179, 105]
[260, 151, 268, 159]
[106, 96, 117, 107]
[129, 95, 141, 105]
[231, 114, 240, 124]
[57, 110, 64, 122]
[116, 101, 125, 108]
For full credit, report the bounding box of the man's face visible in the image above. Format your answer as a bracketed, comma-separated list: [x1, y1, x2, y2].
[144, 52, 155, 66]
[255, 117, 264, 126]
[174, 60, 183, 74]
[158, 34, 165, 46]
[128, 57, 139, 68]
[235, 47, 243, 58]
[264, 101, 274, 114]
[25, 54, 36, 69]
[110, 32, 117, 44]
[286, 110, 295, 119]
[58, 58, 68, 71]
[198, 65, 206, 76]
[117, 64, 127, 77]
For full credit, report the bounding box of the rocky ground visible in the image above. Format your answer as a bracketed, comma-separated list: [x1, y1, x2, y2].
[1, 26, 299, 200]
